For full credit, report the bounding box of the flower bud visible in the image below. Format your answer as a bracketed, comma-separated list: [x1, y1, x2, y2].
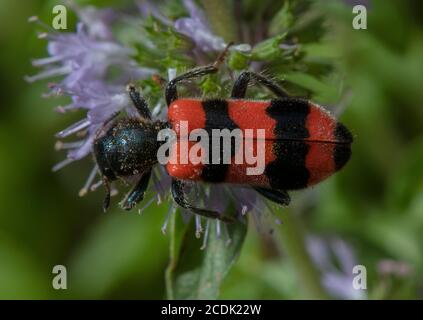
[251, 34, 286, 61]
[228, 51, 250, 71]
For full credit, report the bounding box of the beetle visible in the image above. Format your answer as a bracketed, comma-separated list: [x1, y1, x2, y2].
[93, 44, 353, 222]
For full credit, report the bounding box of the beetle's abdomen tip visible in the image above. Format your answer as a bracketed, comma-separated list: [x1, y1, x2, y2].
[333, 122, 353, 171]
[335, 122, 354, 144]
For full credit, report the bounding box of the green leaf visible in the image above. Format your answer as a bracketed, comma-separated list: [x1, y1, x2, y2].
[166, 212, 247, 299]
[283, 72, 340, 103]
[269, 1, 294, 36]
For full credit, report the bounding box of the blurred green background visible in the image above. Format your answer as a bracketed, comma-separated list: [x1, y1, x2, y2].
[0, 0, 422, 299]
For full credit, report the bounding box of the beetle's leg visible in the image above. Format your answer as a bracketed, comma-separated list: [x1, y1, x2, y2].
[165, 64, 219, 105]
[254, 187, 291, 206]
[121, 169, 152, 210]
[171, 179, 235, 223]
[231, 71, 289, 99]
[165, 42, 233, 106]
[102, 176, 111, 212]
[126, 84, 152, 120]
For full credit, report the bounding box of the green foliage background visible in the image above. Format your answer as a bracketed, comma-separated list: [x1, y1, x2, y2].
[0, 0, 422, 299]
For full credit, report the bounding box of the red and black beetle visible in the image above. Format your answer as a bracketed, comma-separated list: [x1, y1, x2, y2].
[93, 45, 353, 222]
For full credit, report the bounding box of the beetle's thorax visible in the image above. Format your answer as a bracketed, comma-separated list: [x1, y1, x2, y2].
[93, 118, 166, 180]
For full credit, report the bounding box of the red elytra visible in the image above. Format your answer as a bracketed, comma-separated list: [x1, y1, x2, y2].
[165, 98, 346, 188]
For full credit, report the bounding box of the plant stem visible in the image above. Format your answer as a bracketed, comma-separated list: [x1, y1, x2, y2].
[201, 0, 238, 43]
[165, 211, 177, 300]
[277, 208, 329, 299]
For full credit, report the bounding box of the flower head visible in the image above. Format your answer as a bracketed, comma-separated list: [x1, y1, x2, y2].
[26, 4, 157, 168]
[26, 20, 149, 89]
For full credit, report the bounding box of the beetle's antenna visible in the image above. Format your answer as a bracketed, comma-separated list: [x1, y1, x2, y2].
[94, 111, 120, 140]
[213, 42, 234, 69]
[152, 74, 167, 88]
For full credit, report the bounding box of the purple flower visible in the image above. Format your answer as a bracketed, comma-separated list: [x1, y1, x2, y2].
[138, 0, 227, 52]
[344, 0, 370, 7]
[52, 81, 132, 162]
[307, 236, 366, 299]
[137, 1, 172, 26]
[67, 3, 116, 40]
[140, 0, 250, 54]
[377, 259, 413, 277]
[174, 0, 226, 51]
[26, 20, 150, 89]
[26, 3, 157, 168]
